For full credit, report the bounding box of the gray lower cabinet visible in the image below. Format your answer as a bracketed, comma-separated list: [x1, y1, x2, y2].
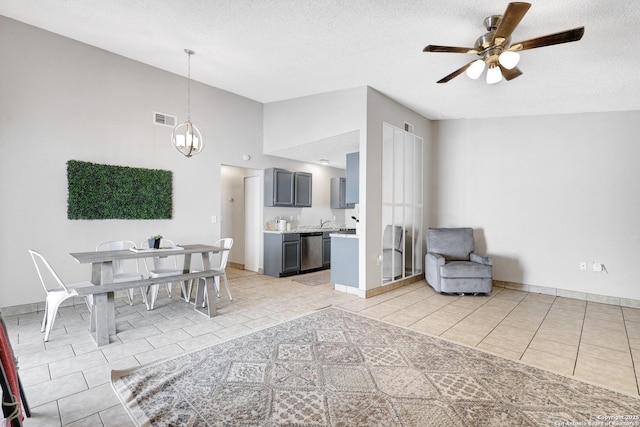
[282, 240, 300, 274]
[264, 233, 300, 277]
[323, 232, 331, 267]
[331, 236, 359, 287]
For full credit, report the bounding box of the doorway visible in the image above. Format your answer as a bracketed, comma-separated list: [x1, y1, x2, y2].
[220, 165, 262, 272]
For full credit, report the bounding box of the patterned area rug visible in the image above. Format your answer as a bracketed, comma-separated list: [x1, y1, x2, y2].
[293, 270, 332, 286]
[111, 308, 639, 426]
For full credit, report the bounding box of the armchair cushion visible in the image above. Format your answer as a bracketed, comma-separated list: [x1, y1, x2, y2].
[440, 261, 492, 279]
[427, 228, 474, 261]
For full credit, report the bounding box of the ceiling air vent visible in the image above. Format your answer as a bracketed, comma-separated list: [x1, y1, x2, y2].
[153, 111, 177, 127]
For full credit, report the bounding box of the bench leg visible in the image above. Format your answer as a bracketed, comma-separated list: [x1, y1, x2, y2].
[194, 277, 217, 318]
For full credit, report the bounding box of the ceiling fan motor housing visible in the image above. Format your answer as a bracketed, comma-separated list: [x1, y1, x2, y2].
[475, 16, 509, 64]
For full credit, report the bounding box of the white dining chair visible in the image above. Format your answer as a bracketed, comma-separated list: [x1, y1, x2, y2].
[96, 240, 144, 306]
[140, 238, 182, 310]
[28, 249, 93, 342]
[192, 238, 234, 308]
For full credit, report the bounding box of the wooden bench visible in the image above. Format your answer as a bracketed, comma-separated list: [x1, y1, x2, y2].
[74, 269, 222, 296]
[77, 270, 223, 346]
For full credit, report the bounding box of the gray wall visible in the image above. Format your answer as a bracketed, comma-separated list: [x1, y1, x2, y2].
[0, 17, 306, 307]
[434, 111, 640, 302]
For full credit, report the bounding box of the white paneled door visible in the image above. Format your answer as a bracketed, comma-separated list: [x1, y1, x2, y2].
[244, 175, 261, 272]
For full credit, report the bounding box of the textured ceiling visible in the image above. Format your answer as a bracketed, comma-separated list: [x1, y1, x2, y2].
[2, 0, 640, 123]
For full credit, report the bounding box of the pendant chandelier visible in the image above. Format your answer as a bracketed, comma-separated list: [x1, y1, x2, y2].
[171, 49, 204, 157]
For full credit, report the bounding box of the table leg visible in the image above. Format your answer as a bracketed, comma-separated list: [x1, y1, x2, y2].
[89, 261, 115, 346]
[180, 253, 193, 301]
[92, 293, 110, 346]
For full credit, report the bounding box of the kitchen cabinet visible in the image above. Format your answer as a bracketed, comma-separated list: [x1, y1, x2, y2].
[345, 152, 359, 204]
[330, 177, 355, 209]
[323, 231, 332, 267]
[294, 172, 312, 207]
[264, 233, 300, 277]
[331, 235, 358, 287]
[264, 231, 333, 277]
[264, 168, 294, 207]
[264, 168, 312, 207]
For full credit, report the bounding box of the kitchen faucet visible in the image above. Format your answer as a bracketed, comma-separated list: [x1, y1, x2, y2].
[320, 219, 331, 228]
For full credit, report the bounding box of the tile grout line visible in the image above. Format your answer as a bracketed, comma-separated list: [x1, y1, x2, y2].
[516, 295, 556, 363]
[620, 307, 640, 396]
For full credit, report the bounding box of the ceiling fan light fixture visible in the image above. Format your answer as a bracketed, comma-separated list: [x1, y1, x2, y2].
[486, 64, 503, 84]
[465, 59, 486, 79]
[498, 51, 520, 69]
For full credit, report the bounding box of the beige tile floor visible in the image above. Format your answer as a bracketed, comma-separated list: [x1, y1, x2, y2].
[5, 268, 640, 426]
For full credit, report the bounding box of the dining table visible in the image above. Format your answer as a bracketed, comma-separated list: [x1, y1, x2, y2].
[69, 243, 224, 346]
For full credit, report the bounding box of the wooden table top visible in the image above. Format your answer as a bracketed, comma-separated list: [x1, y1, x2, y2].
[69, 244, 224, 264]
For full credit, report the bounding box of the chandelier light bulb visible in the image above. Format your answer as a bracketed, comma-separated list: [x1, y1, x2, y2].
[465, 60, 486, 80]
[498, 51, 520, 69]
[486, 64, 503, 84]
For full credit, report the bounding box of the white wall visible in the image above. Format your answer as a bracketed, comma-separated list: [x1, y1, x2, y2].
[263, 87, 365, 153]
[0, 17, 327, 308]
[364, 88, 435, 292]
[435, 111, 640, 302]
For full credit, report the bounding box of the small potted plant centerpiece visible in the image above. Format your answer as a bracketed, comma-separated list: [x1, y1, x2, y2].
[148, 235, 163, 249]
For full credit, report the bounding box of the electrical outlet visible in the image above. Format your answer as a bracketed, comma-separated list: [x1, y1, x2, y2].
[211, 215, 217, 223]
[579, 262, 587, 271]
[592, 262, 603, 272]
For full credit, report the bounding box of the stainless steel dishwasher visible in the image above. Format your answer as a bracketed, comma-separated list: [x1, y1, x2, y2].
[300, 232, 323, 272]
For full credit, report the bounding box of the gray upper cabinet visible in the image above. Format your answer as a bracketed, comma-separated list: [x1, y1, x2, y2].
[330, 177, 355, 209]
[294, 172, 312, 207]
[264, 168, 312, 207]
[345, 152, 359, 204]
[264, 168, 294, 207]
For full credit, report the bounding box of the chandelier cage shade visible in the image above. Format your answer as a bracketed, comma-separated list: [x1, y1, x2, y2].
[171, 49, 205, 157]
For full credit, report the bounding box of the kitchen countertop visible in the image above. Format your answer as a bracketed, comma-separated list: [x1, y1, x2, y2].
[264, 228, 339, 234]
[330, 233, 359, 238]
[264, 229, 359, 238]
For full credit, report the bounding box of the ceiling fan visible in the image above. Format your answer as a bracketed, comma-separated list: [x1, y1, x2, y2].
[423, 2, 584, 84]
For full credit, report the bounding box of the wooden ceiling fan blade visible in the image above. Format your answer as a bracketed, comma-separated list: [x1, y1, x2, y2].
[498, 64, 523, 81]
[493, 2, 532, 45]
[510, 27, 585, 51]
[423, 45, 477, 54]
[436, 62, 473, 83]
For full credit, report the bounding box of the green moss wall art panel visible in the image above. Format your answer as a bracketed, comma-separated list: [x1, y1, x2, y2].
[67, 160, 173, 220]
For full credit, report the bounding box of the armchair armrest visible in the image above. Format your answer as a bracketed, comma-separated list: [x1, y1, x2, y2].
[470, 252, 492, 266]
[425, 252, 445, 290]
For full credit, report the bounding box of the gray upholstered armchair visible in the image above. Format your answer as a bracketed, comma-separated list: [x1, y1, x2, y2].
[425, 227, 492, 294]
